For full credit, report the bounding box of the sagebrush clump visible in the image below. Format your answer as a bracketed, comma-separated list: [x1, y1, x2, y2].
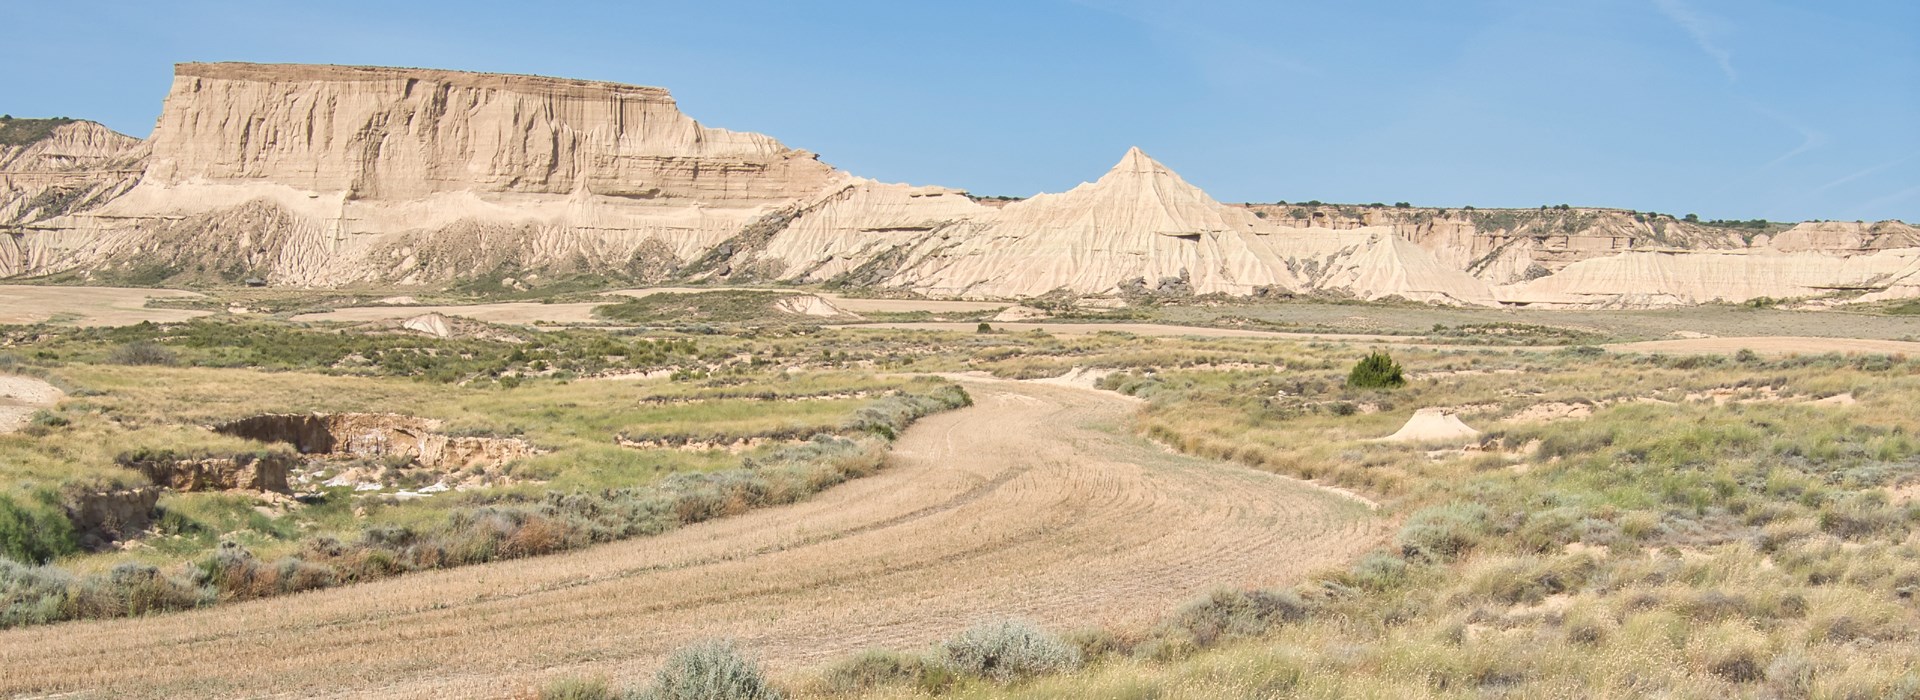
[937, 619, 1083, 683]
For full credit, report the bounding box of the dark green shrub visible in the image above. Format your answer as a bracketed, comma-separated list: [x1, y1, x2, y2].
[977, 322, 993, 333]
[1346, 351, 1405, 389]
[646, 640, 783, 700]
[0, 494, 76, 564]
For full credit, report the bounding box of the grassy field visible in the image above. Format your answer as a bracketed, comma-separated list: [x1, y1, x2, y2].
[4, 288, 1920, 696]
[0, 322, 970, 627]
[748, 346, 1920, 698]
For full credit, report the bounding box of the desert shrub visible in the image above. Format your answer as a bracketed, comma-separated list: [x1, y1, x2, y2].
[937, 619, 1082, 683]
[1347, 351, 1405, 389]
[107, 341, 177, 366]
[977, 322, 993, 334]
[1349, 551, 1413, 590]
[0, 559, 73, 627]
[106, 562, 212, 616]
[645, 640, 782, 700]
[0, 493, 76, 564]
[1397, 502, 1491, 561]
[1164, 588, 1310, 647]
[539, 677, 620, 700]
[822, 649, 941, 692]
[1817, 492, 1912, 540]
[0, 558, 209, 628]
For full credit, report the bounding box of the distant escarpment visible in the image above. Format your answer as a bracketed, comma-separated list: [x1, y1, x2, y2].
[2, 62, 1915, 307]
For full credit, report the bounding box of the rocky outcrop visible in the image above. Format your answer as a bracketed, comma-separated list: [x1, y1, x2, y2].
[215, 412, 538, 470]
[1765, 221, 1920, 252]
[117, 451, 293, 493]
[0, 119, 146, 274]
[62, 487, 158, 550]
[1496, 247, 1920, 307]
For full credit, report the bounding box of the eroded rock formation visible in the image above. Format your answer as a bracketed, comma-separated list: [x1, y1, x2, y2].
[2, 62, 1915, 308]
[214, 412, 538, 470]
[118, 451, 294, 494]
[62, 487, 158, 550]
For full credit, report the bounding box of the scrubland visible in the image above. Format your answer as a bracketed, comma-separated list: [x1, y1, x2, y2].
[3, 292, 1917, 698]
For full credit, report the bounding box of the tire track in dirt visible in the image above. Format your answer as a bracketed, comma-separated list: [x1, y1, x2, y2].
[0, 378, 1386, 699]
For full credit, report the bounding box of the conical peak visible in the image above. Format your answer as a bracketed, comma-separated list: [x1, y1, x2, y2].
[1111, 146, 1171, 176]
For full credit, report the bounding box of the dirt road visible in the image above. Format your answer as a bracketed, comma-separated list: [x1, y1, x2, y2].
[0, 379, 1382, 698]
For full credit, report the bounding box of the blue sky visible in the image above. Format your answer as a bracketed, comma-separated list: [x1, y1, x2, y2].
[4, 0, 1915, 222]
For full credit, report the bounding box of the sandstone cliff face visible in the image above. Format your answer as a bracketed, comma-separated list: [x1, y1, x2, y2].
[144, 63, 837, 202]
[2, 62, 1916, 308]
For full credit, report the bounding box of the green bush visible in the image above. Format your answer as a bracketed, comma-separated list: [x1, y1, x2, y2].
[0, 494, 76, 564]
[1164, 588, 1310, 647]
[645, 640, 782, 700]
[1397, 502, 1491, 561]
[937, 619, 1083, 683]
[107, 341, 177, 366]
[1346, 351, 1405, 389]
[822, 649, 941, 692]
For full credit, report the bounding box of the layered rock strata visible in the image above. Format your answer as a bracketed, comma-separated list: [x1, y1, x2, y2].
[2, 62, 1916, 308]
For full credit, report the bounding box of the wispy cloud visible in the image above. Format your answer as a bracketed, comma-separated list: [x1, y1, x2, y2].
[1747, 100, 1829, 170]
[1653, 0, 1737, 81]
[1815, 152, 1920, 193]
[1710, 101, 1828, 198]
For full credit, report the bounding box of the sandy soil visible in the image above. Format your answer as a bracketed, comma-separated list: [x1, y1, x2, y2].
[291, 289, 1003, 326]
[0, 285, 208, 327]
[1605, 336, 1920, 356]
[0, 374, 62, 433]
[605, 287, 1008, 314]
[846, 320, 1413, 343]
[291, 301, 608, 325]
[0, 379, 1382, 699]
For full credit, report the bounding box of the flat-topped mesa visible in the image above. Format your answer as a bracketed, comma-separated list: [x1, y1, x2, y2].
[143, 62, 838, 202]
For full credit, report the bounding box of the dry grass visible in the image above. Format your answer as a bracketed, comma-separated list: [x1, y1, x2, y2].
[0, 379, 1380, 698]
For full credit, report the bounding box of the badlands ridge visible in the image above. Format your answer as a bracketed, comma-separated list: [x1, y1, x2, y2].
[2, 62, 1916, 307]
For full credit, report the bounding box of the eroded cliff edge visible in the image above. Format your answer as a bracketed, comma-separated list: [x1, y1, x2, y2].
[2, 62, 1915, 307]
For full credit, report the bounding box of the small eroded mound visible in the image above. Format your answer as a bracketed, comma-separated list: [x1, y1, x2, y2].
[1378, 408, 1482, 444]
[0, 374, 63, 434]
